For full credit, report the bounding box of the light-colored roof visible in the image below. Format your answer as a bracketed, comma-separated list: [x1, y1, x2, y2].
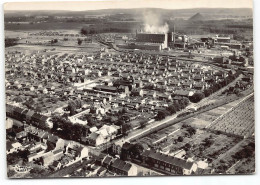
[12, 142, 22, 148]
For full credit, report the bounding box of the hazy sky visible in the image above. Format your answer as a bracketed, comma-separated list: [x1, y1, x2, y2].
[4, 0, 253, 11]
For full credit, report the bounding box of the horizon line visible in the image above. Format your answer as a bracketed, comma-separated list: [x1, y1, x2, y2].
[4, 7, 253, 12]
[4, 0, 253, 11]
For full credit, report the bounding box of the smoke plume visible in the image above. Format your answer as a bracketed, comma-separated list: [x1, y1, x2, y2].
[142, 11, 169, 33]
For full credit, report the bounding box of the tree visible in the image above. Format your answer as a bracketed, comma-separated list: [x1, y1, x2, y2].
[177, 136, 184, 142]
[155, 110, 167, 121]
[121, 107, 127, 114]
[174, 101, 181, 111]
[46, 142, 55, 152]
[122, 123, 131, 135]
[189, 92, 205, 103]
[178, 100, 186, 109]
[71, 124, 84, 141]
[89, 29, 96, 34]
[5, 38, 18, 47]
[7, 169, 15, 177]
[115, 119, 124, 126]
[51, 39, 58, 44]
[130, 143, 144, 160]
[203, 138, 214, 147]
[80, 28, 88, 35]
[68, 101, 76, 116]
[184, 143, 191, 151]
[139, 119, 147, 128]
[186, 126, 196, 136]
[204, 89, 213, 97]
[182, 97, 190, 106]
[77, 38, 83, 45]
[86, 115, 95, 127]
[89, 107, 96, 114]
[167, 105, 177, 114]
[7, 152, 20, 165]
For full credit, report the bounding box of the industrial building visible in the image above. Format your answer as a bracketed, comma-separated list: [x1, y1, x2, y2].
[135, 28, 189, 50]
[116, 25, 189, 51]
[201, 35, 231, 44]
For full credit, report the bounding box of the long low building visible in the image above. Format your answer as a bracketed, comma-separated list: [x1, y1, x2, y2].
[141, 150, 197, 175]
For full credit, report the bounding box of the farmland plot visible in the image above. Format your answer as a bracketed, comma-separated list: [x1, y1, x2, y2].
[207, 94, 254, 137]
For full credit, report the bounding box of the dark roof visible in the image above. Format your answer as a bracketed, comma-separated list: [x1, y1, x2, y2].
[111, 158, 133, 173]
[52, 161, 60, 167]
[111, 158, 122, 168]
[32, 113, 42, 120]
[94, 85, 117, 92]
[6, 104, 14, 113]
[48, 135, 58, 143]
[97, 166, 107, 173]
[122, 163, 132, 172]
[13, 107, 24, 114]
[147, 151, 194, 170]
[103, 156, 113, 165]
[40, 115, 48, 122]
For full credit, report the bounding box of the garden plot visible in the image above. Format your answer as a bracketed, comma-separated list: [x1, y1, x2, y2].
[212, 138, 255, 174]
[188, 131, 240, 161]
[208, 94, 254, 137]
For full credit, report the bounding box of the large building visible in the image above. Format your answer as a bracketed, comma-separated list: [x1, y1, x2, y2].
[115, 25, 189, 51]
[135, 27, 188, 50]
[136, 32, 169, 49]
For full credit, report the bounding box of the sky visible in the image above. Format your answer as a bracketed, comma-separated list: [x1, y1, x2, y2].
[4, 0, 253, 11]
